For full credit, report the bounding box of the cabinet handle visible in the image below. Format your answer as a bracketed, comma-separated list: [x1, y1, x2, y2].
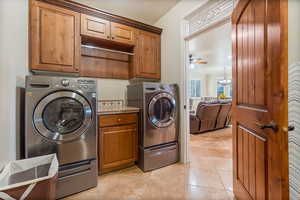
[111, 36, 115, 40]
[107, 35, 110, 39]
[117, 118, 121, 122]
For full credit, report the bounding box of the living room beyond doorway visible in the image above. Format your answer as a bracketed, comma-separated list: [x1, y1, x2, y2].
[186, 18, 233, 196]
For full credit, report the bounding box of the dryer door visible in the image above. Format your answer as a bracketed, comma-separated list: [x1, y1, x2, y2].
[33, 91, 93, 142]
[148, 92, 176, 128]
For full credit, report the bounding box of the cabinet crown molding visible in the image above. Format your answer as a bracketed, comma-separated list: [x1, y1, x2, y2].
[36, 0, 163, 35]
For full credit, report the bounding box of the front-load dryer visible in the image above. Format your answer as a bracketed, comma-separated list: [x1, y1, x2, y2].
[127, 82, 179, 171]
[25, 75, 97, 198]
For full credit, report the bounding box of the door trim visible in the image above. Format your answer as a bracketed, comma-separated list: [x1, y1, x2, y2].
[180, 0, 235, 164]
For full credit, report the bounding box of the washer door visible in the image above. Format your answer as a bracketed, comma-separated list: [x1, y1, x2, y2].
[148, 92, 176, 128]
[33, 91, 93, 142]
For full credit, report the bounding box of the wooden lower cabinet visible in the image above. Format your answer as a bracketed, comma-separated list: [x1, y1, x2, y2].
[98, 113, 138, 174]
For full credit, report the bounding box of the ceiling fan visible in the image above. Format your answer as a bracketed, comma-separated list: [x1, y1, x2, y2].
[189, 54, 208, 65]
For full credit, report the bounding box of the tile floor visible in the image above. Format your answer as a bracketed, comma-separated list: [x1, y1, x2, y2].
[65, 128, 234, 200]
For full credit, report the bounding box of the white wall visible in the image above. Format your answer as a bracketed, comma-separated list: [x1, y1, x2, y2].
[288, 0, 300, 199]
[155, 0, 207, 84]
[155, 0, 207, 162]
[0, 0, 29, 169]
[188, 21, 232, 98]
[74, 0, 180, 25]
[97, 79, 129, 101]
[188, 22, 232, 72]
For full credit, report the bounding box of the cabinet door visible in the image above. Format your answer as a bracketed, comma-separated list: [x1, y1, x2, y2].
[111, 22, 135, 45]
[99, 125, 137, 174]
[30, 0, 80, 72]
[134, 30, 161, 79]
[81, 14, 111, 40]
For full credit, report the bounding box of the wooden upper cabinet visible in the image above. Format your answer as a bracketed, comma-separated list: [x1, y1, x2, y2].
[81, 15, 135, 46]
[132, 30, 161, 80]
[81, 14, 110, 40]
[110, 22, 135, 45]
[30, 0, 81, 73]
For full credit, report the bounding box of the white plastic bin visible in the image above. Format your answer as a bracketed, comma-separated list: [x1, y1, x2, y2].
[0, 154, 58, 200]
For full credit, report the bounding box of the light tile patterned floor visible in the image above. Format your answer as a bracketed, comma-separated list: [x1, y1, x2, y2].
[65, 128, 234, 200]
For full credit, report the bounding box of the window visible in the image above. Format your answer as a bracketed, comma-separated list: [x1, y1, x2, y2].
[189, 80, 201, 97]
[216, 78, 232, 97]
[217, 82, 225, 97]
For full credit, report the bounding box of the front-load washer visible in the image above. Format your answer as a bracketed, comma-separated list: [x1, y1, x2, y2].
[25, 75, 97, 199]
[127, 82, 179, 171]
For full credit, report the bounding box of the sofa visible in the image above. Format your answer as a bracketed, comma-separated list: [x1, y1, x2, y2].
[190, 100, 232, 134]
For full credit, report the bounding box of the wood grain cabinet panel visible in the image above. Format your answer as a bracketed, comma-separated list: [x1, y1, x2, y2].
[30, 0, 80, 73]
[132, 30, 161, 79]
[98, 113, 138, 174]
[99, 113, 137, 128]
[100, 125, 137, 173]
[81, 14, 111, 40]
[80, 46, 130, 79]
[111, 22, 135, 45]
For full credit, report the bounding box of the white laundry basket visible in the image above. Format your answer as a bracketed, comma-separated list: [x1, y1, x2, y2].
[0, 154, 58, 200]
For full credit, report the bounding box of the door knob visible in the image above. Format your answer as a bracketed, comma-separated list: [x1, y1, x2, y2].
[288, 126, 295, 131]
[256, 120, 278, 132]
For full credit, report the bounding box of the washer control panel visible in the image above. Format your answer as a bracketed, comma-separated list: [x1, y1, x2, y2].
[77, 79, 96, 91]
[61, 79, 70, 87]
[51, 77, 97, 92]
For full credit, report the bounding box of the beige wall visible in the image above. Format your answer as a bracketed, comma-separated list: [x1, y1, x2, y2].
[189, 72, 207, 96]
[206, 75, 217, 97]
[0, 0, 29, 169]
[155, 0, 207, 161]
[289, 0, 300, 65]
[189, 72, 232, 97]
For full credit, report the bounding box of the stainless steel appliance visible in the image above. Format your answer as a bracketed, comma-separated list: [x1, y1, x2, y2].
[127, 82, 179, 171]
[25, 75, 97, 199]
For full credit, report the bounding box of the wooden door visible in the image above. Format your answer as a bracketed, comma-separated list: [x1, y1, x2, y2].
[30, 0, 80, 73]
[232, 0, 288, 199]
[133, 30, 161, 79]
[81, 14, 111, 40]
[111, 22, 135, 45]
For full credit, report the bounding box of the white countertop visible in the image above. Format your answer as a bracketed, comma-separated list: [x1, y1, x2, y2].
[97, 106, 140, 115]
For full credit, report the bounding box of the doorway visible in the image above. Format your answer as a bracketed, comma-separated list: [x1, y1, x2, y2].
[186, 18, 234, 196]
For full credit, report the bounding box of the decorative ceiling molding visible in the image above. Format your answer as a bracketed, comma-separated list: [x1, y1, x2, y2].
[186, 0, 234, 37]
